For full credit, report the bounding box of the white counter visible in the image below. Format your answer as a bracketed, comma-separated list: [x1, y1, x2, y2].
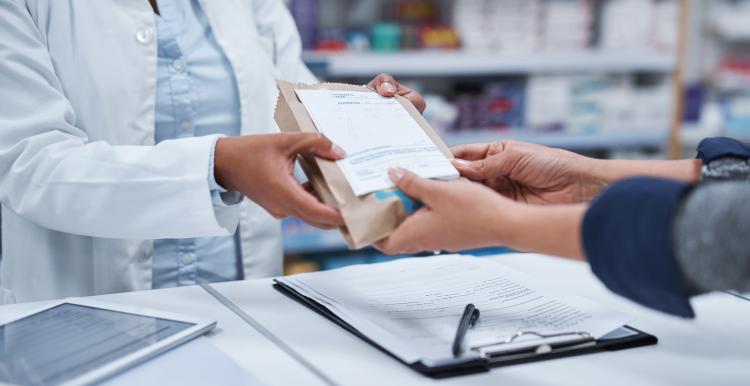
[2, 254, 748, 386]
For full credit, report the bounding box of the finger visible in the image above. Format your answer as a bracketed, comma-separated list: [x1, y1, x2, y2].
[303, 219, 339, 230]
[388, 168, 442, 206]
[368, 73, 398, 97]
[451, 158, 486, 181]
[451, 143, 491, 161]
[288, 132, 346, 160]
[374, 209, 432, 255]
[374, 237, 415, 256]
[286, 181, 344, 227]
[399, 89, 426, 113]
[295, 206, 343, 229]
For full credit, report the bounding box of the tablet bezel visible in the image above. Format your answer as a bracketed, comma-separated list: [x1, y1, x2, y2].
[0, 297, 217, 386]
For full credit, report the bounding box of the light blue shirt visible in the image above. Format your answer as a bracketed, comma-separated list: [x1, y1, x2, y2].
[152, 0, 243, 288]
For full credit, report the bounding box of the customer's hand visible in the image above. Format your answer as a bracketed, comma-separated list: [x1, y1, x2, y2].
[368, 73, 426, 113]
[214, 133, 345, 229]
[374, 169, 515, 255]
[451, 141, 605, 205]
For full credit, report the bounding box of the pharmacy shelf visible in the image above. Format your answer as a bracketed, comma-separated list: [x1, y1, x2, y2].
[441, 130, 669, 151]
[303, 51, 676, 78]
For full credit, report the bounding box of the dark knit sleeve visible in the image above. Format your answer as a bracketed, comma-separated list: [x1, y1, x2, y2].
[582, 177, 694, 317]
[582, 137, 750, 318]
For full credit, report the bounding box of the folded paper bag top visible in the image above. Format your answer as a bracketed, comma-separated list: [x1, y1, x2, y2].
[274, 80, 456, 249]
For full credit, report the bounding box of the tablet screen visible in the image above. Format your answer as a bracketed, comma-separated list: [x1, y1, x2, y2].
[0, 303, 194, 385]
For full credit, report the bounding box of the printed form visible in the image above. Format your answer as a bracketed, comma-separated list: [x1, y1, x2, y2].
[295, 89, 459, 196]
[277, 255, 632, 364]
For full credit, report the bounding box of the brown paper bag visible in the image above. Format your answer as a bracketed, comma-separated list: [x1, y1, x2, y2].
[274, 80, 454, 249]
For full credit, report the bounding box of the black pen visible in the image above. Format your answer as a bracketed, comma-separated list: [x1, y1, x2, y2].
[452, 303, 480, 357]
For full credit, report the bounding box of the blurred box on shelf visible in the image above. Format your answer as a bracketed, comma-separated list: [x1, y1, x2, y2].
[539, 0, 593, 52]
[289, 0, 320, 50]
[600, 0, 677, 54]
[525, 75, 571, 132]
[454, 81, 526, 131]
[711, 0, 750, 41]
[721, 94, 750, 137]
[454, 0, 541, 53]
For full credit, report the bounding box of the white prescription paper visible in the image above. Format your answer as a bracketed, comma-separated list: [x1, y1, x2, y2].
[277, 255, 632, 364]
[295, 89, 459, 196]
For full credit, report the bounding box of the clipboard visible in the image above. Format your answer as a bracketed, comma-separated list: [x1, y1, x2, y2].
[273, 281, 658, 379]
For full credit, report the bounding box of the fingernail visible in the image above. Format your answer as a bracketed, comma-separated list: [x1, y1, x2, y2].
[331, 143, 347, 158]
[452, 159, 470, 166]
[388, 168, 406, 182]
[381, 82, 396, 93]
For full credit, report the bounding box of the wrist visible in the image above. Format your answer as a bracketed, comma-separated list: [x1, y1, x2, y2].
[576, 157, 610, 202]
[489, 198, 527, 247]
[500, 202, 588, 260]
[592, 158, 703, 186]
[213, 137, 236, 192]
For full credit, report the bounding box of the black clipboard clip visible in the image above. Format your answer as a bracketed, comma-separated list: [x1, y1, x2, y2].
[469, 330, 596, 363]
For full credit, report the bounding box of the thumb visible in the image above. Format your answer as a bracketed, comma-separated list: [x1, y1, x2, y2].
[388, 168, 439, 205]
[290, 132, 346, 160]
[451, 158, 486, 181]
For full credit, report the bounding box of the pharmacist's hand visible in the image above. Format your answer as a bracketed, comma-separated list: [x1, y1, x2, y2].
[451, 141, 605, 205]
[368, 73, 426, 113]
[374, 169, 514, 255]
[214, 133, 345, 229]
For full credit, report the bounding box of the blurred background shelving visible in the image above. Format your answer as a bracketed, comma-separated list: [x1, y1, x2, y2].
[302, 51, 677, 76]
[678, 0, 750, 147]
[277, 0, 750, 272]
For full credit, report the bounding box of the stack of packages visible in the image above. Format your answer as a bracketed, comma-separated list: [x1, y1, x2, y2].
[525, 75, 673, 134]
[479, 82, 525, 130]
[539, 0, 593, 52]
[629, 81, 674, 133]
[453, 0, 540, 53]
[600, 0, 654, 52]
[600, 0, 677, 54]
[569, 75, 633, 134]
[454, 95, 482, 130]
[651, 0, 678, 54]
[454, 82, 526, 131]
[525, 76, 571, 132]
[713, 0, 750, 38]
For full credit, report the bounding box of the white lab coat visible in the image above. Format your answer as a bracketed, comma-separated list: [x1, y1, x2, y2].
[0, 0, 316, 304]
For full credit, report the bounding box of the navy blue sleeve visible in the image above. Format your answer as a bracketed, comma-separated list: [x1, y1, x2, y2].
[582, 177, 695, 317]
[582, 137, 750, 317]
[696, 137, 750, 163]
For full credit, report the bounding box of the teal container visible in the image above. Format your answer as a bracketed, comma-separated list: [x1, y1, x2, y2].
[372, 23, 402, 52]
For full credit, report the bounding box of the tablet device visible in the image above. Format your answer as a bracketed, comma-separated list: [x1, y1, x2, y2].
[0, 298, 216, 386]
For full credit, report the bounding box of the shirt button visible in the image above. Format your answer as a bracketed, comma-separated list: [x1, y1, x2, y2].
[180, 253, 194, 265]
[135, 27, 154, 45]
[180, 120, 191, 130]
[172, 58, 186, 71]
